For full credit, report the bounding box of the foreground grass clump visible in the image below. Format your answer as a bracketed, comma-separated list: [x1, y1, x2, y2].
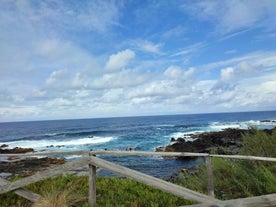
[177, 127, 276, 199]
[0, 174, 191, 207]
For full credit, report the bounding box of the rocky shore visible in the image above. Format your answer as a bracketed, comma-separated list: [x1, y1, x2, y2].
[0, 145, 34, 154]
[157, 127, 275, 156]
[0, 157, 65, 179]
[1, 126, 275, 179]
[0, 145, 65, 179]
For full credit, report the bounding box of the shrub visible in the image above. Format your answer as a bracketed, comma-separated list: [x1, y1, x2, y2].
[177, 128, 276, 200]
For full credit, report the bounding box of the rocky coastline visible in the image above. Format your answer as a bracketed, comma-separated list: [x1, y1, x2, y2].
[0, 157, 65, 179]
[0, 145, 65, 179]
[0, 145, 34, 154]
[1, 126, 275, 179]
[157, 127, 275, 156]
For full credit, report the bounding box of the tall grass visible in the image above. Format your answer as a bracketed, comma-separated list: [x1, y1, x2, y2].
[0, 175, 191, 207]
[177, 127, 276, 199]
[241, 127, 276, 157]
[32, 187, 86, 207]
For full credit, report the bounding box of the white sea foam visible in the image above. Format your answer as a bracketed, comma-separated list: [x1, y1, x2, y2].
[209, 120, 276, 131]
[209, 122, 245, 131]
[168, 119, 276, 144]
[170, 132, 185, 139]
[206, 120, 276, 132]
[44, 133, 59, 136]
[169, 131, 201, 142]
[0, 136, 116, 151]
[155, 124, 175, 127]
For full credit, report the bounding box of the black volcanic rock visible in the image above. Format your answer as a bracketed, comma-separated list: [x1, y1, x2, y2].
[162, 128, 274, 155]
[0, 157, 65, 178]
[0, 147, 34, 154]
[176, 138, 186, 143]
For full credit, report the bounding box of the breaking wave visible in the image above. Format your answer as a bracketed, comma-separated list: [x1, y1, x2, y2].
[0, 136, 117, 151]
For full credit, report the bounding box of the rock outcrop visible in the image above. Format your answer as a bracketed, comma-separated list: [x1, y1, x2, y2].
[159, 128, 274, 155]
[0, 147, 34, 154]
[0, 157, 65, 179]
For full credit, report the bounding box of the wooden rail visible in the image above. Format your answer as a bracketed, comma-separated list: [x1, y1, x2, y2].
[0, 157, 89, 194]
[0, 177, 41, 202]
[89, 155, 221, 205]
[0, 150, 276, 207]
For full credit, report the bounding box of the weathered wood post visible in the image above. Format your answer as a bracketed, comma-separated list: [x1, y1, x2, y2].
[205, 155, 215, 197]
[89, 151, 97, 207]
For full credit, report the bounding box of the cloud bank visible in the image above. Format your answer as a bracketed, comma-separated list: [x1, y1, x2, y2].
[0, 0, 275, 121]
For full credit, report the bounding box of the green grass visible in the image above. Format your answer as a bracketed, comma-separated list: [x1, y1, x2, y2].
[0, 175, 192, 207]
[177, 127, 276, 200]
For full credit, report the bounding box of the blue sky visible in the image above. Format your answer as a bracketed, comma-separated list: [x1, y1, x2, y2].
[1, 0, 276, 121]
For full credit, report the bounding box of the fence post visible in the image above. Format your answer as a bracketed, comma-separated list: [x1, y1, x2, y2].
[205, 155, 215, 197]
[89, 151, 97, 207]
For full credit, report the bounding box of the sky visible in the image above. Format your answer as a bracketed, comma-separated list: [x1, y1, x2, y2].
[0, 0, 276, 122]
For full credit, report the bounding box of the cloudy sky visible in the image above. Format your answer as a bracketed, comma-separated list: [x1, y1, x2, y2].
[1, 0, 276, 122]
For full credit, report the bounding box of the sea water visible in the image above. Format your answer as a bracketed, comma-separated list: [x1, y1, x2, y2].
[1, 111, 276, 178]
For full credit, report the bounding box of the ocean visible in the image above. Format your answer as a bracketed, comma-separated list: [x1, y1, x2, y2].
[1, 111, 276, 178]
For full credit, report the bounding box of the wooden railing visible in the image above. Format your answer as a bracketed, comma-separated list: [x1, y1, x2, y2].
[0, 150, 276, 207]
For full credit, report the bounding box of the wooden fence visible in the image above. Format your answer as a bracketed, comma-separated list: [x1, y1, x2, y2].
[0, 150, 276, 207]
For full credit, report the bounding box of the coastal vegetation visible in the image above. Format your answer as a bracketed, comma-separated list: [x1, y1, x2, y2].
[0, 128, 275, 206]
[176, 127, 276, 199]
[1, 175, 191, 207]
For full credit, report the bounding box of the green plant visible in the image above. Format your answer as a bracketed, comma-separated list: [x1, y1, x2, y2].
[0, 175, 191, 207]
[242, 127, 276, 157]
[32, 187, 86, 207]
[177, 128, 276, 200]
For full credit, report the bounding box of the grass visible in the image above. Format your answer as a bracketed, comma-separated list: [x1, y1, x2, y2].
[177, 127, 276, 200]
[0, 175, 192, 207]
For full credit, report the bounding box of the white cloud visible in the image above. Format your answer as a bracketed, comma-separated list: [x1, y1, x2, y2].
[105, 49, 135, 71]
[217, 1, 262, 33]
[238, 62, 258, 74]
[101, 89, 124, 103]
[90, 69, 148, 89]
[201, 51, 276, 73]
[45, 69, 70, 88]
[231, 74, 276, 109]
[222, 62, 258, 82]
[72, 1, 121, 32]
[31, 89, 46, 98]
[0, 106, 40, 121]
[127, 66, 197, 103]
[0, 1, 118, 78]
[162, 25, 186, 38]
[183, 0, 276, 35]
[184, 67, 196, 78]
[164, 66, 182, 79]
[13, 1, 121, 33]
[164, 66, 195, 80]
[138, 40, 163, 54]
[221, 67, 235, 82]
[47, 98, 72, 107]
[0, 1, 275, 121]
[171, 42, 205, 57]
[212, 61, 259, 90]
[191, 71, 276, 112]
[133, 80, 177, 98]
[74, 90, 90, 98]
[128, 39, 163, 54]
[71, 73, 85, 89]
